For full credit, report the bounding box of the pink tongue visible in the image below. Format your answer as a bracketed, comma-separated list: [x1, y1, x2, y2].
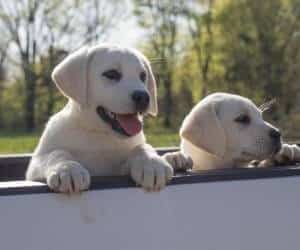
[116, 114, 142, 136]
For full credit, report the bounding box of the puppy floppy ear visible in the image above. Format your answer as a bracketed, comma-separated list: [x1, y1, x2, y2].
[144, 59, 158, 116]
[52, 47, 89, 106]
[180, 101, 226, 158]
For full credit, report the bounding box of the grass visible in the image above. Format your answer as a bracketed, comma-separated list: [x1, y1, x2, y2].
[0, 129, 179, 154]
[0, 131, 41, 154]
[146, 131, 179, 148]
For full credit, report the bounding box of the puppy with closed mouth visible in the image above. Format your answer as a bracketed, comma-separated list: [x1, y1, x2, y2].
[26, 44, 173, 193]
[164, 93, 300, 171]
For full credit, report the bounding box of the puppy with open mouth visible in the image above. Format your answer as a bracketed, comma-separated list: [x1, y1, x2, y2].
[164, 93, 300, 171]
[26, 44, 173, 193]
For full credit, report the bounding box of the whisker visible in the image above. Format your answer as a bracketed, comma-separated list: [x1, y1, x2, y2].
[259, 98, 277, 112]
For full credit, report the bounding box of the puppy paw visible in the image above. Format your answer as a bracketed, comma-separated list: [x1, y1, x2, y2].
[273, 144, 300, 164]
[130, 156, 174, 192]
[257, 144, 300, 167]
[163, 151, 193, 171]
[256, 159, 276, 168]
[46, 161, 90, 193]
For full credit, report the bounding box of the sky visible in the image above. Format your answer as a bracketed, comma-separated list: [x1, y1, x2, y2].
[108, 17, 145, 48]
[101, 0, 146, 48]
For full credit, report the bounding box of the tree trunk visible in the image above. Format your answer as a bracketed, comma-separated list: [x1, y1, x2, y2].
[24, 67, 36, 132]
[201, 69, 209, 97]
[0, 83, 3, 129]
[163, 76, 173, 128]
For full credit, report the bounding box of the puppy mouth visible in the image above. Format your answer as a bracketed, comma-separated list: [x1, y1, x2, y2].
[96, 106, 142, 137]
[241, 143, 282, 160]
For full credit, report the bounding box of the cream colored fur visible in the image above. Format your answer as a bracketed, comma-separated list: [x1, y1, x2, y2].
[26, 44, 173, 193]
[258, 143, 300, 167]
[165, 93, 300, 170]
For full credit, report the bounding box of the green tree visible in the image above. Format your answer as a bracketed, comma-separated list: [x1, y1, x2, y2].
[0, 0, 127, 131]
[183, 0, 216, 97]
[216, 0, 300, 114]
[134, 0, 185, 128]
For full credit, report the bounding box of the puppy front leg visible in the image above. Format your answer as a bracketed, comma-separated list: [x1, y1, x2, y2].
[126, 144, 174, 192]
[27, 150, 90, 193]
[163, 151, 193, 171]
[258, 144, 300, 167]
[274, 144, 300, 164]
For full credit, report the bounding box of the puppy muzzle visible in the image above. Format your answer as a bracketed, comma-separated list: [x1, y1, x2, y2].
[269, 128, 282, 154]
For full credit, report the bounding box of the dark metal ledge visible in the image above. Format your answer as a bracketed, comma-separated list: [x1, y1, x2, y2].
[0, 165, 300, 196]
[0, 148, 300, 196]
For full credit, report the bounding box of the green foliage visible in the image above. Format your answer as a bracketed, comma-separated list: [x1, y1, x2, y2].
[137, 0, 300, 139]
[1, 0, 300, 153]
[214, 0, 300, 125]
[0, 81, 26, 129]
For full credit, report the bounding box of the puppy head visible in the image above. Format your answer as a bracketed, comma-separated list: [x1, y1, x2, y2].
[52, 44, 157, 137]
[180, 93, 281, 162]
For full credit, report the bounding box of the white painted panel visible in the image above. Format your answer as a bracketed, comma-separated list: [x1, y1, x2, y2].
[0, 177, 300, 250]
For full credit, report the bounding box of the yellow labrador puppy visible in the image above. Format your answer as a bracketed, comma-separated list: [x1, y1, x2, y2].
[26, 44, 173, 193]
[164, 93, 300, 170]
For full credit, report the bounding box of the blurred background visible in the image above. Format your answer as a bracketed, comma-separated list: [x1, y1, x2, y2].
[0, 0, 300, 153]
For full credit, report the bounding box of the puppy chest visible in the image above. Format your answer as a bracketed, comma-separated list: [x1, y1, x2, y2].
[47, 129, 144, 175]
[71, 145, 132, 176]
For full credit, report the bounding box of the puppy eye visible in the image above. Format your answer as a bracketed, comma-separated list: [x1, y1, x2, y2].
[234, 114, 251, 124]
[102, 69, 122, 81]
[140, 71, 146, 82]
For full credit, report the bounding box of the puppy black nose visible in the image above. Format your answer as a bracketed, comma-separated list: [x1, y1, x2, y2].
[269, 128, 281, 140]
[131, 90, 150, 112]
